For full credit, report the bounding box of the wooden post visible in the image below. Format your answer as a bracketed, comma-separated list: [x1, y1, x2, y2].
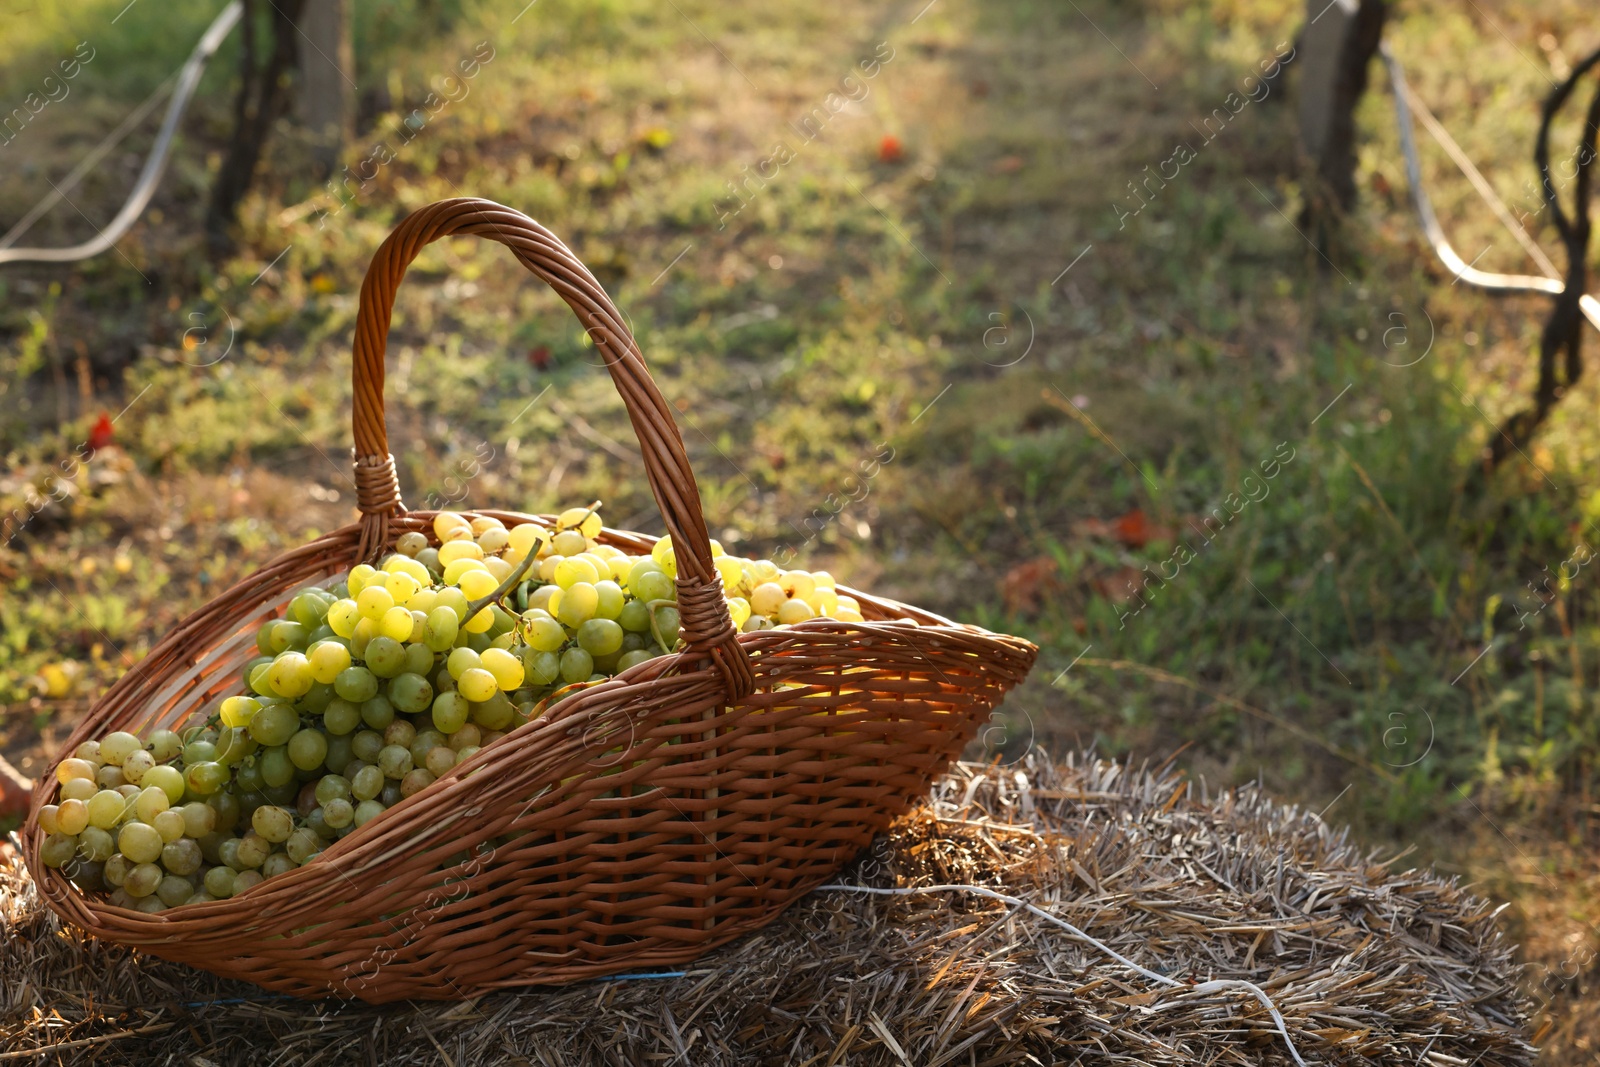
[298, 0, 354, 181]
[1297, 0, 1386, 216]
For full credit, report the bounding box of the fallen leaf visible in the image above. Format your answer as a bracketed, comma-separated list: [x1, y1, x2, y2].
[86, 412, 114, 453]
[878, 134, 904, 163]
[1001, 556, 1060, 616]
[992, 155, 1024, 174]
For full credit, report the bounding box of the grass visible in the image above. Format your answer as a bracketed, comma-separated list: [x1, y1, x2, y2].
[2, 0, 1600, 1057]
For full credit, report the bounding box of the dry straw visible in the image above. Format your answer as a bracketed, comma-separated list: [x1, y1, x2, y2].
[2, 753, 1533, 1065]
[19, 198, 1037, 1002]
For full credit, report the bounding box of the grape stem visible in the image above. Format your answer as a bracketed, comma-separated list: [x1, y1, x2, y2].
[465, 533, 545, 621]
[646, 599, 681, 655]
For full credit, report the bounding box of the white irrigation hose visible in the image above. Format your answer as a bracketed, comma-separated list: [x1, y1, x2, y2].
[816, 882, 1311, 1067]
[1381, 42, 1600, 332]
[0, 1, 242, 265]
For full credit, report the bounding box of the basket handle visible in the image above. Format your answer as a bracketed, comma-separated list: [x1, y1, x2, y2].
[349, 197, 754, 702]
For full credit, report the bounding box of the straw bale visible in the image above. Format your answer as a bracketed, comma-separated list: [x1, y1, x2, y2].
[1, 752, 1533, 1065]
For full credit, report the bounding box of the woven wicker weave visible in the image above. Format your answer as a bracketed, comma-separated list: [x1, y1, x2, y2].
[22, 198, 1037, 1003]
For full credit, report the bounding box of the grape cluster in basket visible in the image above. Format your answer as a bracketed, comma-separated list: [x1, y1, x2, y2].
[37, 505, 866, 912]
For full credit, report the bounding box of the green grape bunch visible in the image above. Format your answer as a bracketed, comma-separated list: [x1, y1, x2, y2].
[38, 504, 868, 911]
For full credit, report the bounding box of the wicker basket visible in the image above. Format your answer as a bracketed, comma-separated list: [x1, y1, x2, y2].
[22, 198, 1037, 1004]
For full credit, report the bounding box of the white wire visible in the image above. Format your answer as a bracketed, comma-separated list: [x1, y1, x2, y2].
[1381, 42, 1600, 332]
[815, 882, 1311, 1067]
[0, 1, 242, 266]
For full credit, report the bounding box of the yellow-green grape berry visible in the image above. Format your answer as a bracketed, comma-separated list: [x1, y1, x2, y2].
[258, 746, 296, 788]
[423, 606, 460, 652]
[385, 570, 421, 607]
[323, 697, 362, 735]
[247, 703, 300, 747]
[552, 529, 588, 557]
[103, 854, 133, 889]
[378, 605, 414, 643]
[334, 665, 379, 703]
[235, 832, 271, 869]
[652, 606, 681, 649]
[553, 556, 599, 589]
[556, 506, 602, 539]
[559, 648, 594, 685]
[40, 833, 79, 869]
[522, 613, 566, 652]
[285, 827, 322, 864]
[809, 587, 840, 617]
[750, 582, 786, 617]
[161, 838, 202, 876]
[387, 672, 434, 715]
[365, 636, 406, 678]
[617, 649, 654, 672]
[403, 640, 433, 675]
[180, 802, 216, 838]
[470, 693, 515, 731]
[78, 826, 117, 863]
[86, 789, 126, 829]
[479, 648, 524, 691]
[779, 570, 816, 601]
[353, 800, 386, 827]
[351, 764, 384, 801]
[118, 822, 164, 864]
[355, 584, 394, 622]
[400, 768, 435, 798]
[727, 597, 752, 629]
[132, 785, 170, 824]
[123, 861, 163, 898]
[308, 641, 352, 684]
[121, 750, 155, 785]
[424, 746, 457, 777]
[220, 695, 261, 728]
[56, 798, 90, 835]
[431, 691, 470, 734]
[383, 720, 417, 751]
[319, 798, 351, 829]
[267, 652, 314, 698]
[155, 874, 194, 907]
[73, 739, 103, 762]
[38, 804, 61, 836]
[524, 650, 561, 686]
[351, 730, 384, 763]
[147, 730, 183, 762]
[617, 600, 652, 634]
[651, 535, 677, 577]
[143, 765, 186, 805]
[185, 761, 228, 796]
[99, 731, 142, 767]
[327, 598, 361, 638]
[447, 647, 481, 680]
[287, 728, 329, 771]
[457, 667, 497, 703]
[377, 744, 414, 779]
[94, 764, 126, 790]
[777, 598, 816, 625]
[251, 805, 295, 843]
[714, 555, 744, 594]
[203, 866, 238, 898]
[556, 582, 599, 628]
[233, 870, 265, 894]
[477, 526, 510, 555]
[257, 857, 296, 883]
[593, 580, 625, 620]
[396, 531, 429, 557]
[152, 810, 186, 843]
